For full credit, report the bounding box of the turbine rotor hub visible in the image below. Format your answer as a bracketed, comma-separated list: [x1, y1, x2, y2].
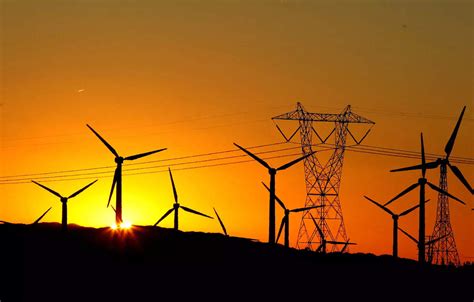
[61, 197, 68, 203]
[115, 157, 124, 164]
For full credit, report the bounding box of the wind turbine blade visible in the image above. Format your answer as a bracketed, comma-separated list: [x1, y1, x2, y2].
[309, 213, 324, 239]
[32, 181, 63, 198]
[421, 133, 426, 178]
[390, 161, 439, 173]
[181, 206, 213, 219]
[445, 106, 465, 158]
[233, 143, 270, 169]
[364, 196, 394, 216]
[315, 244, 323, 253]
[327, 241, 355, 245]
[398, 227, 418, 244]
[262, 182, 286, 210]
[68, 179, 98, 199]
[290, 205, 323, 213]
[427, 182, 465, 205]
[86, 124, 119, 157]
[107, 168, 119, 208]
[277, 151, 315, 171]
[341, 240, 353, 253]
[447, 163, 473, 194]
[154, 208, 174, 226]
[168, 168, 178, 203]
[276, 216, 285, 244]
[124, 148, 167, 161]
[426, 234, 448, 246]
[384, 183, 419, 206]
[213, 208, 227, 236]
[399, 200, 429, 217]
[32, 206, 52, 224]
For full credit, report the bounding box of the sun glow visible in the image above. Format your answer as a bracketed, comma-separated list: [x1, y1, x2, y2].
[110, 221, 132, 230]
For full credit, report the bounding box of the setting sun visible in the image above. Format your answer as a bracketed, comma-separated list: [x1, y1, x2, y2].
[111, 221, 132, 230]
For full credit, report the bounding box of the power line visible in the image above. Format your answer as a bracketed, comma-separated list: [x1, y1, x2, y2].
[0, 141, 288, 179]
[0, 151, 321, 185]
[0, 145, 302, 183]
[0, 142, 472, 185]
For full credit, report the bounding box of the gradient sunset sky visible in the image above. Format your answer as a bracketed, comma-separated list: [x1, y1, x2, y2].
[1, 0, 472, 262]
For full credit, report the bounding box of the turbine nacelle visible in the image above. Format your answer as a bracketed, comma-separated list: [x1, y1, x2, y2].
[115, 156, 124, 164]
[60, 197, 68, 203]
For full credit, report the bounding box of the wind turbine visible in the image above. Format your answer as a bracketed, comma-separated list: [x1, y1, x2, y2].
[309, 213, 356, 253]
[390, 106, 472, 194]
[364, 196, 427, 258]
[234, 143, 314, 244]
[213, 207, 228, 236]
[0, 206, 52, 225]
[398, 227, 447, 263]
[384, 133, 465, 264]
[154, 168, 213, 230]
[262, 182, 321, 248]
[32, 180, 97, 231]
[87, 124, 166, 225]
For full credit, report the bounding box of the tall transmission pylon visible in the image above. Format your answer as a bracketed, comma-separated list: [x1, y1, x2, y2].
[429, 163, 461, 266]
[427, 107, 472, 266]
[272, 102, 374, 251]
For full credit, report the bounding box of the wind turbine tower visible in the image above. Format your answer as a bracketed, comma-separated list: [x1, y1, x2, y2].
[272, 102, 374, 251]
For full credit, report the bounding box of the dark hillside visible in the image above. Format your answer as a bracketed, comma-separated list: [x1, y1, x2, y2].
[0, 223, 471, 301]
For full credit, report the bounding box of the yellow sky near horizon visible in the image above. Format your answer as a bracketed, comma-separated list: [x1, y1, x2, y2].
[1, 0, 473, 262]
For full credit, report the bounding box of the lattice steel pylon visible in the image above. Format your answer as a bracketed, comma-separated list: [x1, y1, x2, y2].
[429, 163, 461, 266]
[272, 102, 374, 251]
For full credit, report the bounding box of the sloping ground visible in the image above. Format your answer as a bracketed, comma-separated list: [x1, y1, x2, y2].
[0, 223, 472, 301]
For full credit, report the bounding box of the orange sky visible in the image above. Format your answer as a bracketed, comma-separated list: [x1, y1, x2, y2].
[1, 0, 472, 262]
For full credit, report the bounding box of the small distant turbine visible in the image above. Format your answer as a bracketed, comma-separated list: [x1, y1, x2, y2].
[398, 227, 447, 263]
[154, 168, 213, 230]
[262, 182, 321, 248]
[364, 196, 427, 258]
[309, 213, 356, 253]
[32, 180, 97, 231]
[0, 206, 52, 225]
[234, 143, 314, 244]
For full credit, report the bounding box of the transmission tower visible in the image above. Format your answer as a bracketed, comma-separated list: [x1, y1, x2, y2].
[429, 161, 462, 266]
[272, 102, 374, 251]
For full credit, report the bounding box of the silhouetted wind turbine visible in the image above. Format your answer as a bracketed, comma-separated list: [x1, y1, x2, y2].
[390, 106, 472, 194]
[364, 196, 427, 258]
[234, 143, 314, 243]
[32, 180, 97, 231]
[0, 206, 52, 225]
[385, 133, 465, 264]
[213, 207, 228, 236]
[398, 227, 448, 263]
[154, 168, 213, 230]
[262, 182, 321, 248]
[309, 213, 356, 253]
[87, 124, 166, 225]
